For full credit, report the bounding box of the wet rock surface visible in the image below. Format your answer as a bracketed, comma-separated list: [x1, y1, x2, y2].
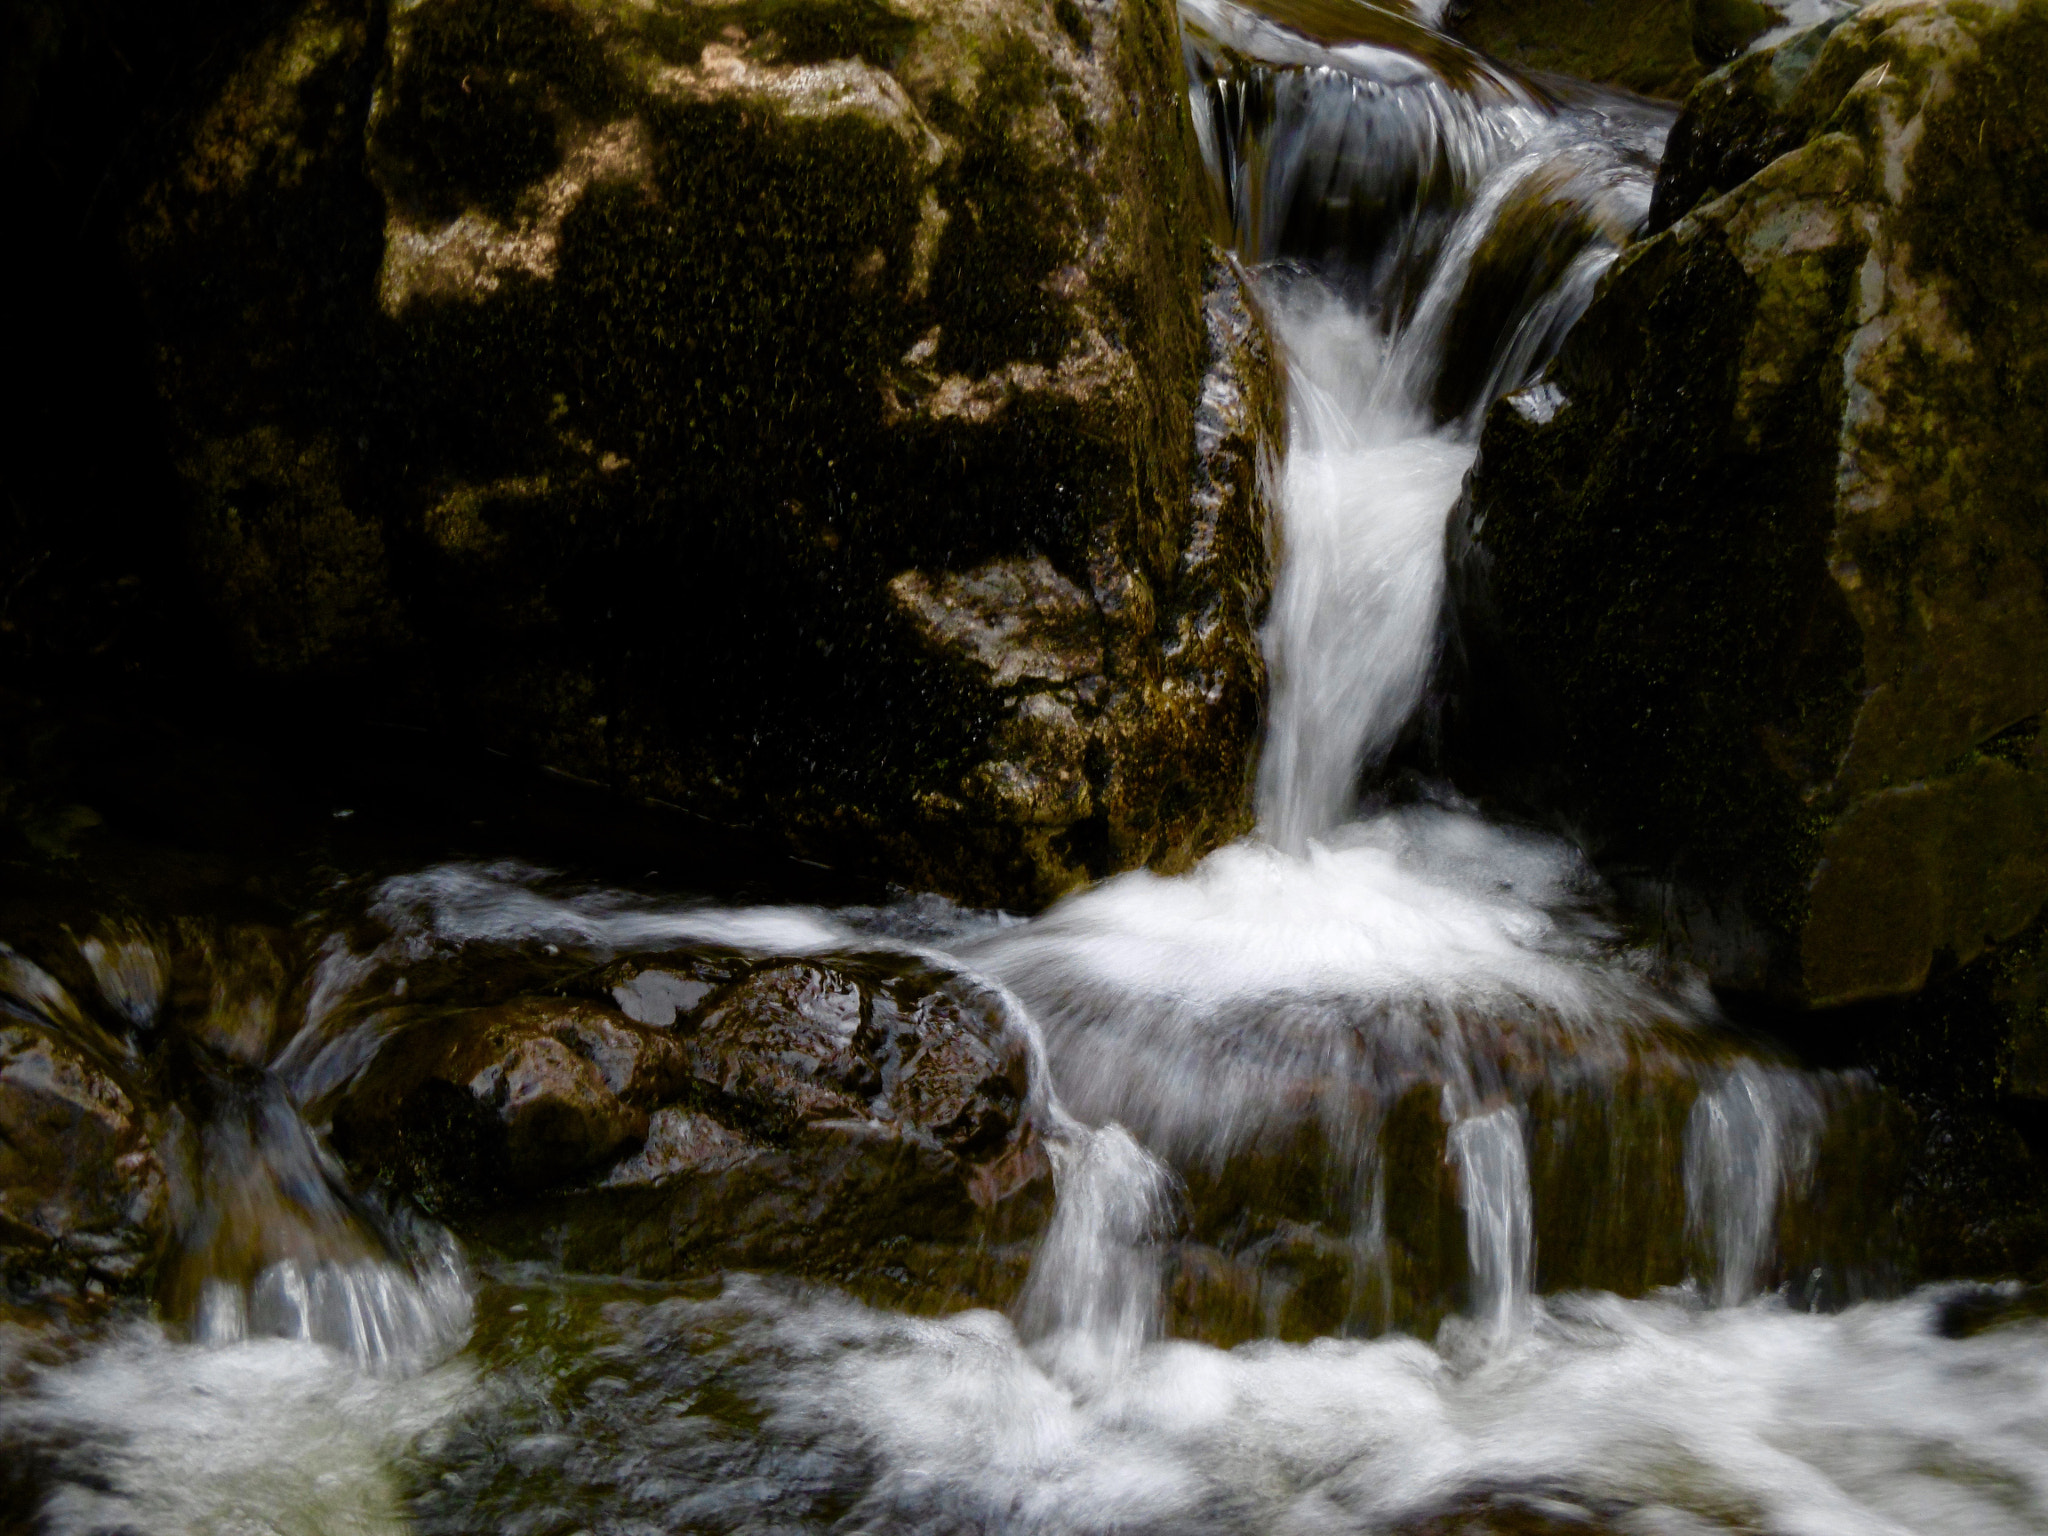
[332, 997, 684, 1192]
[1151, 1037, 1902, 1344]
[334, 948, 1050, 1301]
[1455, 0, 2048, 1009]
[0, 956, 167, 1297]
[127, 0, 1281, 910]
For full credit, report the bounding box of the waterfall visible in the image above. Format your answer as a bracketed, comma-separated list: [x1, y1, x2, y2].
[972, 0, 1709, 1345]
[23, 4, 2036, 1532]
[1184, 0, 1663, 848]
[1251, 280, 1474, 853]
[1013, 1124, 1178, 1393]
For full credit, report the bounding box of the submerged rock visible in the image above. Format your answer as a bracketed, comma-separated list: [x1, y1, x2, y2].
[1444, 0, 1778, 97]
[333, 950, 1049, 1301]
[127, 0, 1280, 909]
[1455, 0, 2048, 1008]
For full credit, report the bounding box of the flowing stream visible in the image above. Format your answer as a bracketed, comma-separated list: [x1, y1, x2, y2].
[8, 2, 2048, 1533]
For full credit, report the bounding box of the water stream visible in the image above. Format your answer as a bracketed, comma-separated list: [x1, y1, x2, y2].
[7, 2, 2048, 1532]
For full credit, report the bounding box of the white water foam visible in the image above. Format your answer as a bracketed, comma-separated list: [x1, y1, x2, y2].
[728, 1276, 2048, 1536]
[968, 804, 1707, 1178]
[3, 1324, 473, 1536]
[11, 1272, 2048, 1536]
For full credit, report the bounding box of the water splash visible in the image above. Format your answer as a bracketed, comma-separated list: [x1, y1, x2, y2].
[3, 932, 474, 1376]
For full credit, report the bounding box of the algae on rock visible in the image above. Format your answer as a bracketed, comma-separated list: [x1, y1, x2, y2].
[129, 0, 1282, 909]
[1455, 0, 2048, 1007]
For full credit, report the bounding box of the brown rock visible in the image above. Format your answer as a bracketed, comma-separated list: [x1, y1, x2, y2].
[0, 957, 166, 1294]
[682, 957, 1033, 1157]
[684, 963, 877, 1133]
[1445, 0, 1777, 98]
[331, 995, 683, 1195]
[335, 950, 1050, 1304]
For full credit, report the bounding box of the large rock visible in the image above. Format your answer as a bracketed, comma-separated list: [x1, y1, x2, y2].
[1444, 0, 1779, 97]
[127, 0, 1281, 908]
[332, 950, 1050, 1300]
[1454, 0, 2048, 1007]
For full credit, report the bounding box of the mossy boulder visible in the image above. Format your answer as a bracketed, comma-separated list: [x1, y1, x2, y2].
[1454, 0, 2048, 1007]
[1445, 0, 1779, 97]
[126, 0, 1281, 908]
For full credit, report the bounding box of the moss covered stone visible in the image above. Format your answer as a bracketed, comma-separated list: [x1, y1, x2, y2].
[1456, 0, 2048, 1007]
[1445, 0, 1778, 97]
[129, 0, 1280, 908]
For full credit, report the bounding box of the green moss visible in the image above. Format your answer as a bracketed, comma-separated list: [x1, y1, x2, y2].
[1648, 12, 1866, 233]
[1466, 204, 1860, 976]
[1692, 0, 1774, 67]
[376, 0, 623, 222]
[1853, 922, 2048, 1280]
[1891, 2, 2048, 581]
[1466, 217, 1851, 937]
[923, 32, 1078, 373]
[1051, 0, 1088, 50]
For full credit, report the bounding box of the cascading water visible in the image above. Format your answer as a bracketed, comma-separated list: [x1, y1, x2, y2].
[8, 2, 2048, 1533]
[1448, 1103, 1533, 1344]
[963, 0, 1758, 1347]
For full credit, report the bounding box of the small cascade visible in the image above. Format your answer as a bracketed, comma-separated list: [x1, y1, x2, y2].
[0, 936, 473, 1375]
[1251, 282, 1474, 850]
[167, 1072, 472, 1373]
[0, 1, 1885, 1395]
[1685, 1062, 1824, 1308]
[977, 0, 1889, 1348]
[1183, 0, 1547, 295]
[1447, 1102, 1533, 1343]
[19, 2, 2034, 1529]
[1014, 1123, 1178, 1393]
